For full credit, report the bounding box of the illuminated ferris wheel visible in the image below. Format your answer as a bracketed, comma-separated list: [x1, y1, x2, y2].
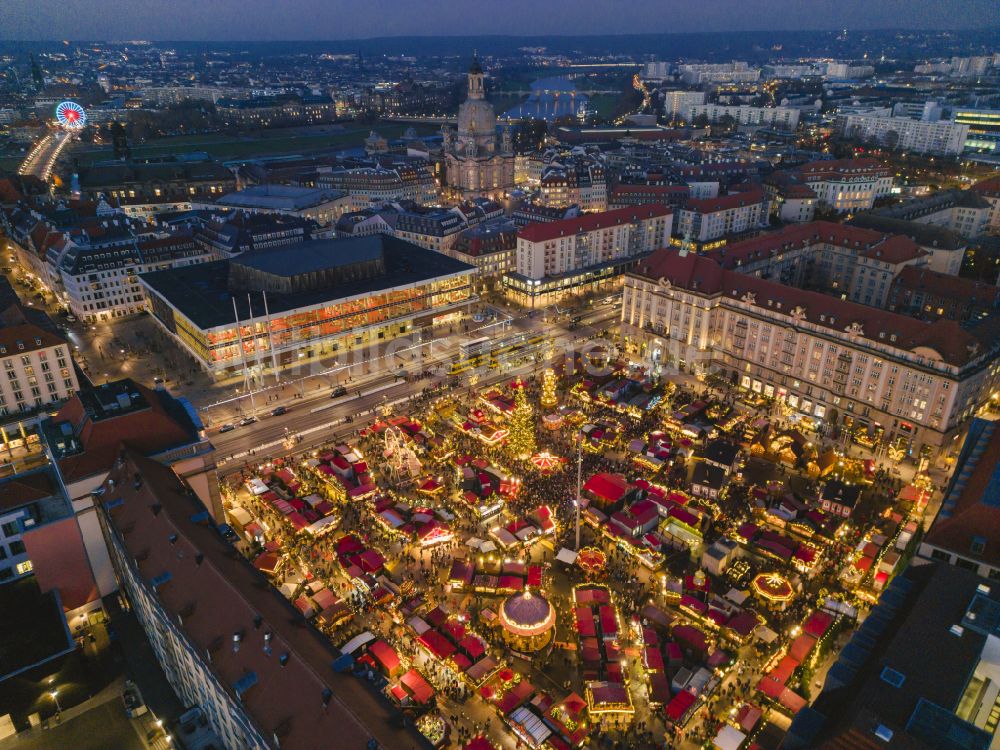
[54, 101, 87, 130]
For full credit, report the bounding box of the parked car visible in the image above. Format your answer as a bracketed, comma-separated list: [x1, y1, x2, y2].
[218, 423, 236, 433]
[122, 680, 148, 718]
[238, 416, 257, 426]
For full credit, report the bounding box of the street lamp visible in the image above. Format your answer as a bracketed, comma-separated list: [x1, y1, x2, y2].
[575, 427, 583, 551]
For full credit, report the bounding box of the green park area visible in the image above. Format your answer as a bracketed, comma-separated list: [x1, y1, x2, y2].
[71, 122, 440, 166]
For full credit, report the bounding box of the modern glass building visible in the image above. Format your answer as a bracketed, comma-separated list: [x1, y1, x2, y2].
[140, 235, 475, 374]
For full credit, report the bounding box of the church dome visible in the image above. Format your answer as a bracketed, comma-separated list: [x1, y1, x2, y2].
[457, 97, 497, 138]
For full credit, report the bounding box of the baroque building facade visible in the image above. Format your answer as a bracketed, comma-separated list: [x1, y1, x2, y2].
[443, 58, 515, 199]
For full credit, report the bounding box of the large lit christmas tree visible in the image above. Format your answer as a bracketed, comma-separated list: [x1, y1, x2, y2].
[506, 384, 537, 458]
[540, 368, 558, 411]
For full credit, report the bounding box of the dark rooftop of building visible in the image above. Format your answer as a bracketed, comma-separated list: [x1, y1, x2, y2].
[786, 561, 996, 750]
[0, 576, 74, 681]
[0, 468, 61, 515]
[232, 235, 384, 278]
[849, 214, 966, 251]
[140, 235, 474, 330]
[925, 419, 1000, 569]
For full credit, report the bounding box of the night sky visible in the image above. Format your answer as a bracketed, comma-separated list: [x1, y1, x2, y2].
[3, 0, 997, 40]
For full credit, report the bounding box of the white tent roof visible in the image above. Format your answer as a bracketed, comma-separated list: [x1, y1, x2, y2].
[713, 725, 746, 750]
[339, 631, 375, 656]
[556, 548, 578, 564]
[755, 624, 779, 643]
[724, 588, 749, 605]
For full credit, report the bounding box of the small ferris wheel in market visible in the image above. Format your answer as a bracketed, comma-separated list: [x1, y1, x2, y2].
[54, 101, 87, 130]
[383, 426, 421, 480]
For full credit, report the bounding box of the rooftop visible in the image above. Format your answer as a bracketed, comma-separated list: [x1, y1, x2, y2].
[633, 249, 990, 368]
[682, 188, 768, 214]
[792, 561, 997, 750]
[0, 468, 60, 514]
[518, 204, 671, 243]
[798, 157, 889, 177]
[232, 235, 384, 278]
[140, 235, 474, 330]
[705, 220, 885, 270]
[891, 266, 1000, 307]
[925, 419, 1000, 568]
[872, 188, 990, 221]
[0, 576, 74, 680]
[216, 185, 347, 212]
[100, 450, 421, 749]
[47, 380, 204, 483]
[849, 214, 966, 251]
[0, 322, 67, 358]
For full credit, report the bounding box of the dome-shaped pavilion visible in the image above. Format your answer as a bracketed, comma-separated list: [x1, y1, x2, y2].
[498, 590, 555, 653]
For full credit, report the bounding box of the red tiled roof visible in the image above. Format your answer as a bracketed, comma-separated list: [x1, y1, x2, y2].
[0, 178, 26, 203]
[892, 265, 1000, 304]
[0, 323, 67, 356]
[682, 188, 767, 215]
[925, 423, 1000, 567]
[611, 185, 689, 195]
[798, 158, 889, 178]
[860, 235, 923, 263]
[0, 470, 57, 512]
[55, 383, 197, 483]
[972, 175, 1000, 197]
[517, 204, 671, 243]
[765, 173, 817, 199]
[21, 515, 99, 611]
[705, 220, 884, 269]
[101, 450, 422, 750]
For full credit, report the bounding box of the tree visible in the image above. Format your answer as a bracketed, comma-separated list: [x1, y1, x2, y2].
[883, 129, 900, 152]
[718, 113, 737, 132]
[540, 368, 558, 411]
[506, 385, 537, 459]
[692, 113, 710, 129]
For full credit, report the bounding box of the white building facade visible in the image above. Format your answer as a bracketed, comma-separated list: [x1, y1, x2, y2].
[836, 112, 970, 155]
[515, 205, 672, 280]
[622, 251, 1000, 457]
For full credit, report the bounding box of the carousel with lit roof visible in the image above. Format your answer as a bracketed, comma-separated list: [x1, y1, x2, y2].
[498, 590, 556, 655]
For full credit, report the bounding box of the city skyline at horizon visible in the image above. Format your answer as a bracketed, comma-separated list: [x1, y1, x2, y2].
[4, 0, 999, 41]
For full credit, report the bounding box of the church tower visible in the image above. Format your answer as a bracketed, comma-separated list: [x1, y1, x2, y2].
[467, 56, 485, 100]
[443, 55, 515, 199]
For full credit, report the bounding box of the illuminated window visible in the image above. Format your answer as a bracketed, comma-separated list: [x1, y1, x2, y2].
[15, 560, 32, 575]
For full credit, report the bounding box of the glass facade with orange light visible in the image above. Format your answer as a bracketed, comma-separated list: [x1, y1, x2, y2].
[159, 273, 473, 372]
